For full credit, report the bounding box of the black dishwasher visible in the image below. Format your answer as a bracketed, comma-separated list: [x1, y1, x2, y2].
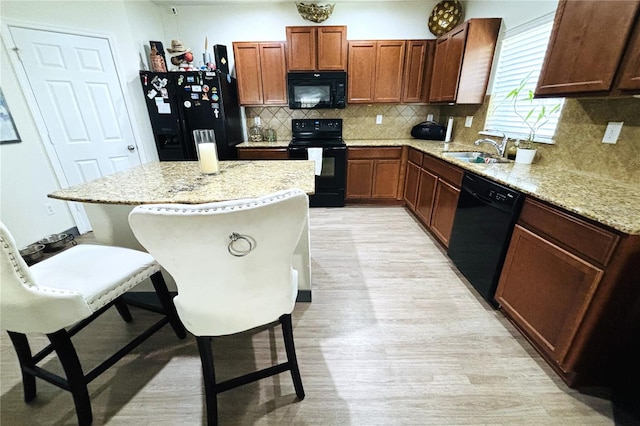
[448, 172, 524, 308]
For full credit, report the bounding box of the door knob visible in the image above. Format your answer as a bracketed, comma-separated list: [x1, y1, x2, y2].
[127, 145, 135, 151]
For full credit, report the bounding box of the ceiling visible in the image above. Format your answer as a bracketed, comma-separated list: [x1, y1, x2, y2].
[150, 0, 417, 4]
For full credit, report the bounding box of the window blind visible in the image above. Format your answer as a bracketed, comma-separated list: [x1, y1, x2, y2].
[485, 14, 564, 144]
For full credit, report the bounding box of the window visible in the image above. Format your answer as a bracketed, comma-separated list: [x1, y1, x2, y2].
[485, 13, 564, 144]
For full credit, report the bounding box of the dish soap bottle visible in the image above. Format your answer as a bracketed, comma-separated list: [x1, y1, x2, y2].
[249, 117, 264, 142]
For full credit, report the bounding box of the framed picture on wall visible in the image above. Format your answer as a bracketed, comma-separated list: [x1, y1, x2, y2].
[0, 88, 21, 144]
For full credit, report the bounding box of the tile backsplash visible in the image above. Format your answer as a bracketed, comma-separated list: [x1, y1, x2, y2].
[247, 96, 639, 185]
[245, 104, 439, 141]
[442, 96, 640, 185]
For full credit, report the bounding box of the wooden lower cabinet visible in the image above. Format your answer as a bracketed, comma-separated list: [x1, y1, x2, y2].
[496, 225, 603, 367]
[429, 179, 460, 246]
[404, 148, 462, 248]
[495, 197, 640, 386]
[346, 147, 403, 202]
[414, 168, 437, 224]
[403, 160, 421, 210]
[346, 160, 374, 198]
[237, 147, 289, 160]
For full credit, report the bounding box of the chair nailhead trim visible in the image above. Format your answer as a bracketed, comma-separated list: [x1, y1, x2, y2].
[139, 188, 305, 214]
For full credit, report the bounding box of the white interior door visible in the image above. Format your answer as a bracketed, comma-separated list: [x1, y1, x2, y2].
[7, 26, 142, 232]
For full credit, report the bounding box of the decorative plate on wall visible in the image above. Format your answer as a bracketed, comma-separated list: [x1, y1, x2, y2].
[428, 0, 463, 37]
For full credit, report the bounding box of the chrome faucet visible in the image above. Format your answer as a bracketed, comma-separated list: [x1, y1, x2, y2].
[474, 130, 508, 157]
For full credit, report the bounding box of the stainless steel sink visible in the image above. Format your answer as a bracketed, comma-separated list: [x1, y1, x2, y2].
[442, 151, 510, 163]
[442, 151, 485, 160]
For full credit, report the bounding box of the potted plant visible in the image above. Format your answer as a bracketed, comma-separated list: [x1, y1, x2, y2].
[504, 72, 561, 164]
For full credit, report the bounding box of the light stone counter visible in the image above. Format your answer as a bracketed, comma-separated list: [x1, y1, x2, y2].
[237, 139, 640, 234]
[49, 160, 316, 298]
[49, 160, 316, 205]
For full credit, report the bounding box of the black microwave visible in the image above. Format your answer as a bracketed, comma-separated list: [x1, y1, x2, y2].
[287, 71, 347, 109]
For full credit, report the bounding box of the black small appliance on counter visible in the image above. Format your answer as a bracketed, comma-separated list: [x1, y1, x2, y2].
[411, 121, 446, 140]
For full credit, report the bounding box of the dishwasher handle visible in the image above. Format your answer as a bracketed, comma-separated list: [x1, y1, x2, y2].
[465, 189, 493, 205]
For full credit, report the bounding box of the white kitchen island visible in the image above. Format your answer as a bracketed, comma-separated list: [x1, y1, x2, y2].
[49, 160, 316, 301]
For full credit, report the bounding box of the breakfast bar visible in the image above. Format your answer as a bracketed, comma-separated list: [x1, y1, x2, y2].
[49, 160, 316, 299]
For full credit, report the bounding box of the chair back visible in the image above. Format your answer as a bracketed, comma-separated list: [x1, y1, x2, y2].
[0, 222, 91, 333]
[128, 188, 309, 337]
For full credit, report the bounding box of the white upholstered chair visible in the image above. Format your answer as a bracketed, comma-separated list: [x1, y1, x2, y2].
[0, 221, 186, 425]
[128, 188, 308, 425]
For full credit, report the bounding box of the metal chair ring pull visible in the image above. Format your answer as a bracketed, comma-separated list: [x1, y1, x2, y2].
[228, 232, 254, 257]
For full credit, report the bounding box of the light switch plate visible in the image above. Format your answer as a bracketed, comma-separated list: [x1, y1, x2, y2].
[427, 114, 434, 122]
[376, 114, 383, 124]
[465, 116, 473, 127]
[602, 122, 623, 144]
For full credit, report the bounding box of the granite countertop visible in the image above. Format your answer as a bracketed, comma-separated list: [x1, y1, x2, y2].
[237, 139, 640, 234]
[49, 161, 316, 205]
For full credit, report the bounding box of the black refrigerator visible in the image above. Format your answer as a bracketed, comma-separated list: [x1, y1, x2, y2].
[139, 70, 243, 161]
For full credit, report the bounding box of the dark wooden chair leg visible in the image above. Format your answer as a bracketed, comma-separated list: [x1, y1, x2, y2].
[196, 336, 218, 426]
[47, 330, 92, 426]
[150, 271, 187, 339]
[280, 314, 305, 400]
[7, 331, 37, 402]
[114, 298, 133, 322]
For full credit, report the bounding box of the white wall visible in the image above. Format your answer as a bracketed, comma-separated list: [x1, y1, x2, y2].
[158, 1, 438, 74]
[0, 0, 557, 246]
[0, 0, 165, 246]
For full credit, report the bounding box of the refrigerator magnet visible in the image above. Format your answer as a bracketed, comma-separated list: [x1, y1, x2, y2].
[202, 93, 209, 101]
[191, 93, 199, 100]
[147, 89, 158, 99]
[192, 85, 202, 93]
[203, 85, 210, 93]
[183, 100, 192, 108]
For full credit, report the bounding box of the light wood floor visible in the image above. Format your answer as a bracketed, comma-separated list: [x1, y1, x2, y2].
[1, 207, 623, 425]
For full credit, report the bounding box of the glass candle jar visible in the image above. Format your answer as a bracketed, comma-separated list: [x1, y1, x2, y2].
[193, 129, 220, 175]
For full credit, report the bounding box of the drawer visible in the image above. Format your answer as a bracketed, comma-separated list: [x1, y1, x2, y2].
[408, 148, 423, 165]
[422, 155, 463, 187]
[348, 147, 403, 159]
[518, 198, 619, 266]
[237, 148, 289, 160]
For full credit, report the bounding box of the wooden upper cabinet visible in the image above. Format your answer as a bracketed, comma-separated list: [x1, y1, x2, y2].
[536, 0, 640, 97]
[233, 42, 287, 106]
[348, 40, 406, 103]
[402, 40, 435, 103]
[317, 26, 348, 70]
[614, 13, 640, 92]
[374, 40, 406, 103]
[286, 26, 347, 71]
[347, 41, 376, 102]
[429, 18, 501, 104]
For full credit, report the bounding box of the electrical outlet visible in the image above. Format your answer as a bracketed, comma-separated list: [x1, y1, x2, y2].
[45, 203, 55, 216]
[465, 116, 473, 127]
[426, 114, 434, 122]
[602, 121, 623, 144]
[376, 114, 383, 124]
